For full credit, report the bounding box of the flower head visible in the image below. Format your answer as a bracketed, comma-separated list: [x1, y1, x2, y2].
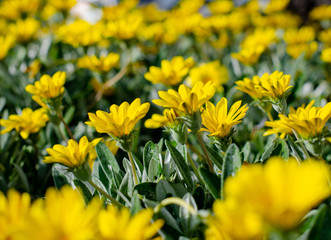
[321, 48, 331, 63]
[98, 205, 164, 240]
[0, 35, 15, 61]
[144, 56, 195, 86]
[153, 82, 216, 116]
[144, 108, 179, 129]
[0, 108, 49, 139]
[9, 18, 40, 43]
[48, 0, 77, 11]
[201, 98, 249, 139]
[77, 53, 120, 72]
[231, 46, 264, 65]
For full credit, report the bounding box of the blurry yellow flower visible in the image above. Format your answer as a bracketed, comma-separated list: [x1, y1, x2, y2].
[252, 13, 301, 29]
[225, 157, 331, 230]
[104, 138, 119, 156]
[210, 32, 230, 49]
[25, 71, 66, 100]
[77, 53, 120, 72]
[0, 108, 49, 139]
[235, 76, 264, 100]
[139, 22, 178, 44]
[309, 4, 331, 20]
[319, 29, 331, 47]
[0, 0, 40, 20]
[27, 186, 101, 240]
[25, 59, 41, 79]
[9, 18, 40, 43]
[144, 56, 195, 86]
[44, 136, 101, 171]
[0, 35, 15, 61]
[208, 0, 233, 14]
[139, 3, 168, 22]
[48, 0, 77, 11]
[153, 82, 216, 116]
[286, 41, 318, 59]
[265, 100, 331, 139]
[263, 0, 290, 14]
[241, 28, 277, 50]
[90, 78, 114, 97]
[102, 0, 137, 21]
[0, 189, 32, 240]
[321, 48, 331, 63]
[201, 98, 249, 138]
[284, 27, 315, 45]
[231, 46, 264, 66]
[98, 205, 164, 240]
[144, 108, 179, 129]
[40, 4, 57, 20]
[206, 198, 264, 240]
[189, 61, 228, 91]
[86, 98, 150, 138]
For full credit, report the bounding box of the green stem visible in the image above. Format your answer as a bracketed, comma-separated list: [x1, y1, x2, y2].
[127, 151, 138, 185]
[154, 197, 197, 216]
[58, 112, 75, 141]
[185, 144, 204, 184]
[197, 132, 214, 173]
[88, 179, 123, 208]
[56, 124, 68, 143]
[292, 130, 310, 160]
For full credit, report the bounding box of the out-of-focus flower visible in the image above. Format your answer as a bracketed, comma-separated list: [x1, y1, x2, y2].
[309, 4, 331, 20]
[284, 27, 315, 45]
[139, 3, 168, 22]
[0, 108, 48, 139]
[201, 98, 249, 139]
[89, 78, 114, 97]
[9, 18, 40, 43]
[0, 35, 15, 61]
[319, 29, 331, 47]
[286, 41, 318, 59]
[48, 0, 77, 12]
[0, 0, 40, 20]
[321, 48, 331, 63]
[139, 22, 178, 44]
[98, 206, 164, 240]
[188, 61, 228, 92]
[25, 59, 41, 79]
[25, 71, 66, 100]
[103, 138, 119, 156]
[144, 108, 179, 129]
[210, 32, 230, 49]
[252, 12, 301, 29]
[77, 53, 120, 73]
[231, 46, 264, 65]
[144, 56, 195, 86]
[265, 100, 331, 139]
[263, 0, 290, 14]
[240, 28, 277, 50]
[153, 82, 216, 116]
[102, 0, 138, 21]
[224, 157, 331, 230]
[208, 0, 233, 14]
[235, 76, 264, 100]
[44, 136, 101, 179]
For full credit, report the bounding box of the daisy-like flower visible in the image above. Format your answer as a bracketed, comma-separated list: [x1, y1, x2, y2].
[98, 205, 164, 240]
[9, 18, 40, 43]
[0, 108, 49, 139]
[201, 98, 249, 139]
[231, 46, 264, 66]
[144, 56, 195, 86]
[144, 108, 179, 129]
[0, 34, 15, 61]
[77, 53, 120, 72]
[235, 76, 264, 100]
[321, 48, 331, 63]
[44, 136, 101, 180]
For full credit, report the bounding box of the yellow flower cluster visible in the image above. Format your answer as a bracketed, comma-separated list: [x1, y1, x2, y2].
[206, 157, 331, 239]
[144, 108, 179, 129]
[0, 0, 40, 20]
[321, 48, 331, 63]
[77, 53, 120, 73]
[0, 35, 15, 61]
[0, 186, 163, 240]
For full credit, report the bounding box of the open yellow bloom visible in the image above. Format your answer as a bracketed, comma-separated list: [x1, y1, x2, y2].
[225, 157, 331, 230]
[240, 28, 277, 50]
[235, 76, 264, 100]
[44, 136, 101, 171]
[321, 48, 331, 63]
[9, 18, 40, 43]
[188, 61, 228, 92]
[144, 56, 195, 86]
[0, 34, 15, 61]
[48, 0, 77, 11]
[98, 205, 164, 240]
[86, 98, 150, 138]
[144, 108, 179, 129]
[201, 98, 249, 138]
[77, 53, 120, 72]
[153, 82, 216, 116]
[286, 41, 318, 59]
[25, 71, 66, 100]
[265, 100, 331, 139]
[0, 0, 40, 20]
[231, 46, 264, 65]
[0, 108, 49, 139]
[284, 27, 315, 45]
[309, 4, 331, 20]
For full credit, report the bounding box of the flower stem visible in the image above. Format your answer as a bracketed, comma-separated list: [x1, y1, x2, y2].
[153, 197, 197, 216]
[127, 151, 139, 185]
[267, 111, 274, 121]
[197, 132, 214, 173]
[88, 179, 124, 208]
[292, 130, 310, 160]
[185, 144, 204, 184]
[58, 112, 75, 141]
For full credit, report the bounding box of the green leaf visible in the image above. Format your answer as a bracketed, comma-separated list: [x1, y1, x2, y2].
[134, 182, 157, 200]
[73, 179, 93, 205]
[13, 163, 30, 192]
[179, 193, 199, 236]
[96, 142, 120, 174]
[51, 164, 72, 189]
[205, 145, 223, 170]
[122, 159, 134, 197]
[130, 190, 142, 215]
[143, 141, 162, 181]
[63, 106, 75, 124]
[242, 142, 251, 163]
[92, 158, 109, 190]
[280, 138, 289, 159]
[0, 97, 6, 112]
[199, 167, 220, 199]
[165, 140, 193, 190]
[221, 144, 241, 199]
[156, 180, 188, 201]
[260, 138, 280, 162]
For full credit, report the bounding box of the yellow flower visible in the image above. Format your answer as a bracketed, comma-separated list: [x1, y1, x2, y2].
[235, 76, 264, 100]
[104, 138, 119, 156]
[25, 59, 41, 79]
[0, 34, 15, 61]
[265, 100, 331, 139]
[86, 98, 150, 138]
[144, 108, 179, 129]
[286, 41, 318, 59]
[144, 56, 195, 86]
[284, 27, 315, 45]
[153, 82, 216, 116]
[0, 108, 49, 139]
[9, 18, 40, 43]
[98, 205, 164, 240]
[231, 46, 264, 65]
[77, 53, 120, 72]
[319, 29, 331, 47]
[263, 0, 290, 14]
[26, 186, 101, 240]
[208, 0, 233, 14]
[25, 71, 66, 100]
[224, 157, 331, 230]
[206, 198, 264, 240]
[48, 0, 77, 11]
[201, 98, 249, 138]
[0, 0, 40, 20]
[0, 189, 32, 240]
[240, 28, 277, 50]
[188, 61, 228, 92]
[321, 48, 331, 63]
[44, 136, 101, 171]
[309, 4, 331, 20]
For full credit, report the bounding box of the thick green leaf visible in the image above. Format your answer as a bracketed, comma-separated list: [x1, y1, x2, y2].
[199, 167, 220, 199]
[260, 138, 280, 162]
[280, 138, 290, 159]
[134, 182, 157, 200]
[51, 164, 72, 189]
[143, 141, 162, 181]
[96, 142, 120, 174]
[156, 180, 188, 201]
[13, 163, 29, 192]
[205, 145, 223, 170]
[165, 140, 193, 190]
[130, 190, 142, 215]
[73, 179, 93, 205]
[179, 193, 199, 236]
[242, 142, 251, 163]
